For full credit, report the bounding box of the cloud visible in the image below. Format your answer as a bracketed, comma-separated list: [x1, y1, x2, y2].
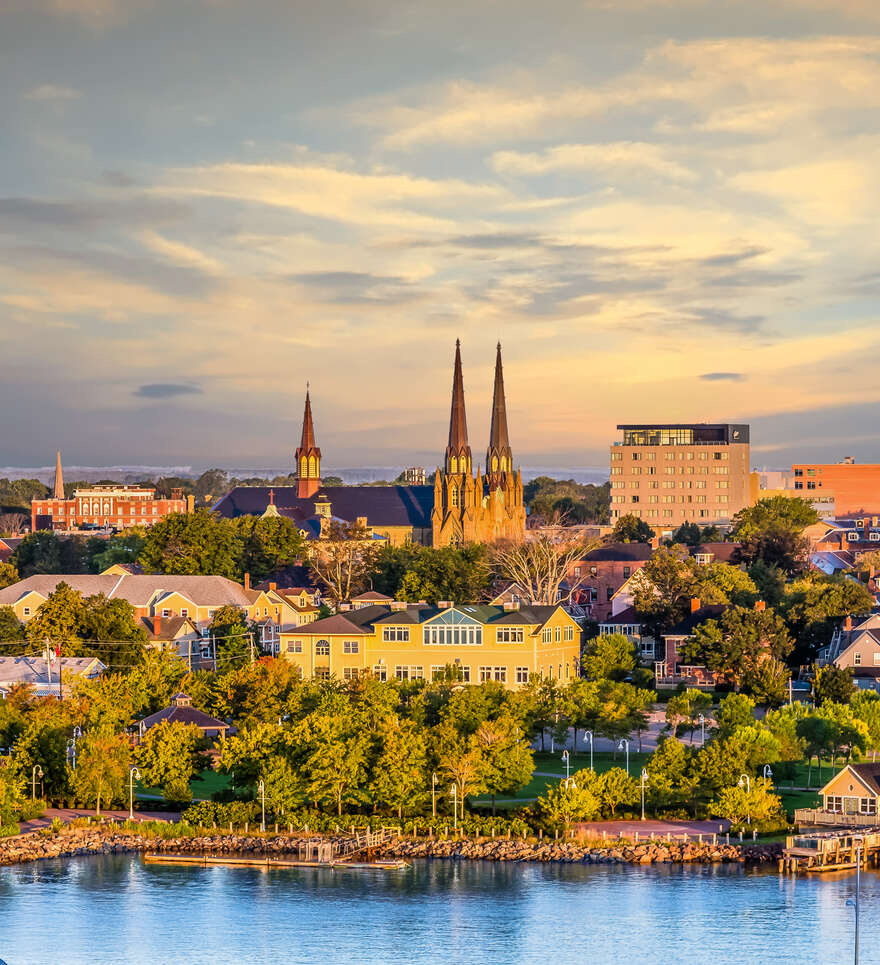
[491, 142, 697, 182]
[699, 372, 744, 381]
[0, 196, 188, 231]
[134, 383, 202, 399]
[290, 270, 423, 305]
[23, 84, 82, 101]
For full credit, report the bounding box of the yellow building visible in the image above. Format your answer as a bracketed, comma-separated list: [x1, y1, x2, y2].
[278, 602, 581, 688]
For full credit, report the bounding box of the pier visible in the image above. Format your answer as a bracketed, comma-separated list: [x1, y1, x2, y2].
[781, 829, 880, 874]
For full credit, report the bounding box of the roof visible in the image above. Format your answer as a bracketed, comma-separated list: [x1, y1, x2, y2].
[139, 704, 230, 731]
[300, 613, 374, 636]
[843, 763, 880, 796]
[599, 606, 641, 625]
[305, 602, 570, 632]
[582, 543, 653, 563]
[351, 591, 394, 602]
[213, 485, 434, 529]
[665, 605, 728, 637]
[0, 574, 253, 609]
[0, 656, 105, 686]
[691, 543, 741, 563]
[140, 616, 198, 640]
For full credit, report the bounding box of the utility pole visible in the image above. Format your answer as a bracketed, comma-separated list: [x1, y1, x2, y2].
[58, 642, 62, 700]
[250, 632, 255, 666]
[188, 638, 193, 673]
[212, 634, 217, 672]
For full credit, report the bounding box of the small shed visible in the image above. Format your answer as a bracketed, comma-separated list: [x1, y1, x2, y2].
[137, 693, 232, 741]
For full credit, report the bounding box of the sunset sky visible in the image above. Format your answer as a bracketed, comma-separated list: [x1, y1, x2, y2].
[2, 0, 879, 471]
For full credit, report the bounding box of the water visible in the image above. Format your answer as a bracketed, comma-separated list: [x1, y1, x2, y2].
[0, 856, 872, 964]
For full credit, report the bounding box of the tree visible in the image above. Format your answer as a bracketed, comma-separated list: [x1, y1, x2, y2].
[595, 767, 638, 816]
[710, 777, 783, 827]
[851, 691, 880, 761]
[748, 560, 786, 607]
[680, 606, 792, 690]
[533, 768, 601, 830]
[71, 732, 130, 815]
[796, 715, 832, 786]
[87, 530, 146, 573]
[812, 664, 855, 707]
[209, 605, 254, 670]
[77, 594, 148, 666]
[731, 498, 818, 576]
[581, 633, 636, 682]
[0, 561, 19, 590]
[473, 714, 533, 815]
[236, 516, 307, 582]
[746, 658, 791, 708]
[631, 545, 697, 636]
[369, 716, 428, 818]
[0, 606, 24, 646]
[715, 693, 756, 736]
[139, 510, 244, 580]
[13, 532, 88, 577]
[694, 564, 758, 608]
[134, 720, 205, 805]
[309, 520, 379, 609]
[665, 689, 712, 741]
[670, 522, 702, 546]
[782, 575, 875, 665]
[24, 582, 84, 648]
[388, 545, 491, 604]
[646, 738, 693, 811]
[817, 702, 869, 768]
[492, 536, 598, 605]
[610, 514, 654, 544]
[294, 705, 370, 816]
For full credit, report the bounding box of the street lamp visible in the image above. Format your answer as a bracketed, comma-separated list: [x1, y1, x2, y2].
[762, 765, 773, 782]
[67, 725, 82, 771]
[698, 713, 705, 747]
[737, 774, 752, 825]
[31, 765, 43, 800]
[618, 738, 630, 776]
[584, 730, 594, 773]
[450, 785, 458, 830]
[846, 834, 865, 965]
[561, 749, 570, 785]
[129, 767, 141, 821]
[258, 778, 266, 832]
[640, 768, 648, 822]
[432, 771, 438, 818]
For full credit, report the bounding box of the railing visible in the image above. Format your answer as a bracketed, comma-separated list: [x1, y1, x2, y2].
[795, 809, 879, 827]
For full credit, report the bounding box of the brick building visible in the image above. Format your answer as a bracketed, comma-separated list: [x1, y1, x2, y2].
[567, 542, 653, 622]
[791, 458, 880, 516]
[609, 423, 750, 534]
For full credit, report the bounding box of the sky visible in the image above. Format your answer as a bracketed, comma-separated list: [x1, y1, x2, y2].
[2, 0, 880, 471]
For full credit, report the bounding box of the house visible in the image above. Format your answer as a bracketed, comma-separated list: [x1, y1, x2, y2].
[823, 614, 880, 690]
[796, 763, 880, 827]
[567, 542, 652, 622]
[597, 606, 656, 661]
[136, 693, 231, 740]
[350, 591, 394, 609]
[654, 600, 727, 689]
[140, 614, 204, 663]
[0, 537, 23, 564]
[0, 656, 105, 699]
[279, 601, 582, 689]
[689, 542, 741, 565]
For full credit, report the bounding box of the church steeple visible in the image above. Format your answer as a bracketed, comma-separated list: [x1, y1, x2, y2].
[486, 342, 513, 489]
[295, 386, 322, 499]
[444, 340, 472, 476]
[53, 450, 64, 500]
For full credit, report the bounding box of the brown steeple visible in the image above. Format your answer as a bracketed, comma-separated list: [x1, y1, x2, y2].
[53, 450, 64, 500]
[486, 342, 513, 488]
[295, 386, 322, 499]
[444, 340, 472, 475]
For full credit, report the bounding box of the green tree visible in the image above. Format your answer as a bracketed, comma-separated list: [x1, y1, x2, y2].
[13, 532, 88, 577]
[261, 755, 302, 817]
[812, 664, 855, 707]
[646, 738, 693, 811]
[796, 714, 833, 786]
[746, 658, 791, 708]
[210, 605, 253, 670]
[0, 606, 24, 646]
[731, 497, 818, 576]
[218, 721, 289, 785]
[369, 716, 428, 818]
[139, 510, 245, 580]
[532, 768, 601, 830]
[611, 514, 654, 543]
[235, 515, 307, 582]
[87, 530, 147, 573]
[715, 693, 757, 736]
[581, 633, 636, 682]
[24, 582, 84, 648]
[71, 731, 130, 814]
[695, 564, 758, 607]
[0, 561, 19, 590]
[710, 777, 783, 827]
[670, 522, 702, 546]
[595, 767, 638, 816]
[294, 705, 370, 816]
[748, 560, 786, 607]
[473, 714, 533, 815]
[665, 689, 711, 741]
[851, 691, 880, 761]
[134, 720, 205, 805]
[632, 545, 698, 636]
[77, 594, 148, 666]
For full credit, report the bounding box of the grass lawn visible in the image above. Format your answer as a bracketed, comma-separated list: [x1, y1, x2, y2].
[136, 768, 232, 803]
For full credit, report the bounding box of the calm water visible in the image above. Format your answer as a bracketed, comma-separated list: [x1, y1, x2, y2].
[0, 856, 875, 964]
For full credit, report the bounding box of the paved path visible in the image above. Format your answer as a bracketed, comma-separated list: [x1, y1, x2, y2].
[573, 818, 732, 839]
[20, 807, 180, 833]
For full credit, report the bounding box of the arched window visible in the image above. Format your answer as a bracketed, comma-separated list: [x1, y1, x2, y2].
[308, 455, 317, 476]
[301, 457, 308, 477]
[315, 639, 330, 656]
[451, 486, 459, 507]
[491, 455, 499, 472]
[450, 456, 458, 473]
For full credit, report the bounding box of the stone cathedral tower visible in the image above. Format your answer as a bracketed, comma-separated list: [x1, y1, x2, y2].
[431, 341, 525, 547]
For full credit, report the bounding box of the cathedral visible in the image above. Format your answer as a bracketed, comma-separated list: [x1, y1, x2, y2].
[431, 341, 526, 546]
[213, 341, 526, 547]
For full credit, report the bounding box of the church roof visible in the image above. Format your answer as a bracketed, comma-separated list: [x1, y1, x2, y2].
[299, 388, 319, 453]
[488, 342, 510, 453]
[213, 485, 434, 529]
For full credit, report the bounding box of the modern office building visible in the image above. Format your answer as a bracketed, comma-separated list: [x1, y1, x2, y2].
[609, 423, 750, 533]
[790, 458, 880, 516]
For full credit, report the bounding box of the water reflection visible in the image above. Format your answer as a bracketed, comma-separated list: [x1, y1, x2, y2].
[0, 857, 874, 964]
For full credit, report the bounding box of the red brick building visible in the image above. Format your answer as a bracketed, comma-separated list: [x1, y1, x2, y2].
[568, 542, 653, 622]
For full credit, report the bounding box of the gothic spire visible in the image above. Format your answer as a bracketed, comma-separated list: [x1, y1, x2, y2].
[53, 450, 64, 500]
[300, 385, 317, 452]
[295, 386, 321, 498]
[486, 342, 514, 488]
[444, 339, 472, 475]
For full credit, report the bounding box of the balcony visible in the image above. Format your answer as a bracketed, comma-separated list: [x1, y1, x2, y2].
[795, 809, 879, 828]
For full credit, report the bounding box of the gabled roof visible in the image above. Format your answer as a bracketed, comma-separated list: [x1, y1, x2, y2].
[139, 704, 230, 732]
[665, 605, 727, 637]
[582, 542, 653, 563]
[213, 485, 434, 529]
[824, 762, 880, 797]
[300, 613, 373, 636]
[0, 656, 105, 686]
[691, 542, 741, 563]
[140, 616, 199, 641]
[351, 591, 394, 602]
[599, 606, 641, 625]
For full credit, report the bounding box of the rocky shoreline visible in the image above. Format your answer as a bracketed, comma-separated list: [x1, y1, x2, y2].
[0, 825, 783, 868]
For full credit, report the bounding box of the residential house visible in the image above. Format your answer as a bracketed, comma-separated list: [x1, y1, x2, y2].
[567, 542, 652, 622]
[279, 601, 582, 689]
[654, 600, 727, 689]
[0, 656, 105, 699]
[597, 606, 655, 661]
[796, 763, 880, 827]
[824, 614, 880, 691]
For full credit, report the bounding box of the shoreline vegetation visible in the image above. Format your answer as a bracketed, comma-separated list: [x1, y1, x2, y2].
[0, 820, 781, 869]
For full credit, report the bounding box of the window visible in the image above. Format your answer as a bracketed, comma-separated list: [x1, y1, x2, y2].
[861, 798, 877, 815]
[479, 666, 493, 682]
[373, 665, 387, 682]
[610, 467, 623, 476]
[395, 666, 410, 680]
[382, 626, 410, 642]
[516, 667, 530, 684]
[589, 566, 598, 577]
[623, 566, 631, 578]
[854, 652, 862, 665]
[424, 624, 482, 645]
[314, 669, 330, 681]
[542, 628, 552, 643]
[22, 607, 30, 617]
[496, 627, 524, 643]
[606, 587, 614, 602]
[180, 608, 188, 618]
[460, 666, 471, 683]
[162, 609, 171, 618]
[874, 652, 880, 666]
[343, 667, 360, 681]
[493, 667, 507, 683]
[287, 640, 303, 653]
[394, 665, 423, 680]
[564, 626, 574, 641]
[315, 639, 330, 656]
[343, 640, 359, 654]
[611, 451, 622, 461]
[430, 666, 447, 681]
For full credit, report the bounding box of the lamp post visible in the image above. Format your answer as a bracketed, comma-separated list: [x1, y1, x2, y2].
[431, 771, 438, 818]
[129, 766, 141, 821]
[846, 834, 865, 965]
[31, 765, 43, 800]
[258, 778, 266, 832]
[450, 785, 458, 830]
[618, 739, 630, 776]
[698, 713, 705, 747]
[561, 749, 571, 786]
[585, 731, 594, 772]
[640, 768, 648, 821]
[737, 774, 752, 825]
[763, 765, 773, 782]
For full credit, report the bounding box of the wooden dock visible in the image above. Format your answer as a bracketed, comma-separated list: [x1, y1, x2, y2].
[781, 829, 880, 874]
[143, 853, 409, 871]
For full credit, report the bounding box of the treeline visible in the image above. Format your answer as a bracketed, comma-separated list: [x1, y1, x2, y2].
[523, 477, 610, 524]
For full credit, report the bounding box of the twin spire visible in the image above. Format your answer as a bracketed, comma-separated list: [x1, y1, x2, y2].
[444, 340, 513, 487]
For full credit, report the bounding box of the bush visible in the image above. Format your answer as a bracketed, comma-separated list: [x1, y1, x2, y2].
[0, 822, 20, 837]
[18, 798, 46, 821]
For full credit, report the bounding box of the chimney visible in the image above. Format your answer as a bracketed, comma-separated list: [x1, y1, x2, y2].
[690, 597, 701, 614]
[390, 600, 407, 611]
[754, 600, 766, 612]
[244, 573, 250, 591]
[269, 582, 277, 592]
[438, 600, 454, 609]
[845, 615, 853, 633]
[503, 601, 520, 611]
[152, 614, 161, 635]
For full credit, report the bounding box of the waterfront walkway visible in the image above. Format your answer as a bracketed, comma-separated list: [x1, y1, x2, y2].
[21, 807, 180, 833]
[574, 818, 731, 839]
